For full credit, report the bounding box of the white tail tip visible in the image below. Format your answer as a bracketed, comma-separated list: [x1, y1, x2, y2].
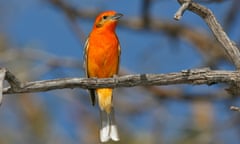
[110, 125, 119, 141]
[100, 124, 119, 142]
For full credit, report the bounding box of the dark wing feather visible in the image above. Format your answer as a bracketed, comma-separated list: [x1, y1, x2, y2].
[84, 37, 96, 106]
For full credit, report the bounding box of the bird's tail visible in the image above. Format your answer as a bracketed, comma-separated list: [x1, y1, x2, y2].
[99, 108, 119, 142]
[89, 89, 96, 105]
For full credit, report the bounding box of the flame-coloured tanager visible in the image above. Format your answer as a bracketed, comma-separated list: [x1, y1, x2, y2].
[84, 10, 122, 142]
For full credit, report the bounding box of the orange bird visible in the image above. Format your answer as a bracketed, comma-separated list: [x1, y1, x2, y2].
[84, 10, 122, 142]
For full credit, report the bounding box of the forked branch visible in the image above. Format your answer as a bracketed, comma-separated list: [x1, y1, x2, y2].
[175, 0, 240, 69]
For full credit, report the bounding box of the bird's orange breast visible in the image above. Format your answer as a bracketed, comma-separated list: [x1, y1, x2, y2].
[87, 31, 120, 78]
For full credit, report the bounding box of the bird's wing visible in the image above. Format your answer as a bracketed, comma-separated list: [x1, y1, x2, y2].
[117, 40, 121, 73]
[83, 37, 96, 105]
[83, 37, 89, 77]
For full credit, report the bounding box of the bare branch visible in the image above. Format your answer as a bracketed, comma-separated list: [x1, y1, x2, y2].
[5, 69, 22, 89]
[175, 0, 240, 69]
[0, 68, 6, 104]
[174, 0, 192, 20]
[2, 68, 240, 95]
[230, 106, 240, 112]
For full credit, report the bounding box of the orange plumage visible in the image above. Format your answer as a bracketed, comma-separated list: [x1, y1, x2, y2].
[84, 10, 122, 142]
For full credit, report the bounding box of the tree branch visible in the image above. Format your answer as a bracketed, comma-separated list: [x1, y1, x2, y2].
[230, 106, 240, 112]
[2, 68, 240, 95]
[0, 68, 6, 104]
[175, 0, 240, 69]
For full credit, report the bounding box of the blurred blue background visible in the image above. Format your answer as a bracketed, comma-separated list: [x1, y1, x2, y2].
[0, 0, 240, 143]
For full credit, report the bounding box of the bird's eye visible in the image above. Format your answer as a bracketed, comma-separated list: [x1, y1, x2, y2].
[102, 15, 108, 20]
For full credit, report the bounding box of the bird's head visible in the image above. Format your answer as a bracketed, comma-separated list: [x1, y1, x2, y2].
[93, 10, 123, 31]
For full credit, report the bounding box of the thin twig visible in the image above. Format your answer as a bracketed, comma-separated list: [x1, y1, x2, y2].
[174, 0, 192, 20]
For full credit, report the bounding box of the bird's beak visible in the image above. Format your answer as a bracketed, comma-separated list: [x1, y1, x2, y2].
[111, 13, 123, 21]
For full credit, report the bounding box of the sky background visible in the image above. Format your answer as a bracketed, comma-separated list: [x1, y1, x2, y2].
[0, 0, 240, 144]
